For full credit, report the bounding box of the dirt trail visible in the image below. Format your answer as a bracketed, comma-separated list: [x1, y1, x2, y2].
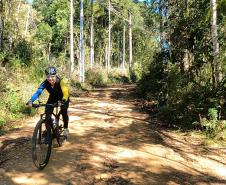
[0, 85, 226, 185]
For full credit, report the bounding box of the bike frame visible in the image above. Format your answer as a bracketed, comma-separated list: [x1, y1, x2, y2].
[33, 102, 63, 138]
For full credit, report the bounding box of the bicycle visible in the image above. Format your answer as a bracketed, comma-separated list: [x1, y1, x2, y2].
[31, 101, 67, 169]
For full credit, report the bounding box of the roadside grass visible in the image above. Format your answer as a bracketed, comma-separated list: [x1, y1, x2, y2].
[0, 68, 38, 135]
[171, 129, 226, 147]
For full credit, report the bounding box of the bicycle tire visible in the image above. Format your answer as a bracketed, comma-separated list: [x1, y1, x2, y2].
[32, 119, 52, 169]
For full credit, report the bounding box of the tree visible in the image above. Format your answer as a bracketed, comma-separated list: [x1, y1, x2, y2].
[107, 0, 111, 73]
[129, 12, 132, 70]
[79, 0, 85, 82]
[0, 0, 4, 50]
[90, 0, 94, 68]
[122, 24, 125, 73]
[35, 23, 52, 60]
[211, 0, 222, 86]
[70, 0, 74, 74]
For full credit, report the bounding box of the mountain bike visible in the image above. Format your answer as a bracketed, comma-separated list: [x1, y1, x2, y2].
[31, 101, 66, 169]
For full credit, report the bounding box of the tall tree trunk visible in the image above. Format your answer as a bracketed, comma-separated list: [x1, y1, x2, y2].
[211, 0, 222, 86]
[70, 0, 74, 75]
[122, 24, 125, 73]
[16, 0, 21, 24]
[24, 4, 31, 37]
[48, 43, 51, 61]
[159, 0, 163, 49]
[0, 0, 4, 50]
[90, 0, 94, 68]
[129, 12, 132, 70]
[64, 39, 67, 62]
[74, 32, 80, 63]
[79, 0, 85, 82]
[105, 42, 108, 70]
[183, 49, 193, 72]
[107, 0, 111, 73]
[183, 0, 193, 73]
[118, 31, 120, 69]
[185, 0, 189, 12]
[0, 17, 3, 51]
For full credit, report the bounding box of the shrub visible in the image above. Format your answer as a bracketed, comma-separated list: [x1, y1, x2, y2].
[0, 51, 11, 66]
[0, 52, 7, 64]
[108, 69, 130, 84]
[9, 57, 23, 69]
[131, 62, 143, 82]
[29, 59, 49, 81]
[137, 50, 226, 132]
[0, 118, 6, 135]
[14, 39, 32, 66]
[129, 70, 137, 83]
[137, 52, 167, 101]
[86, 67, 108, 87]
[0, 119, 5, 129]
[198, 108, 226, 138]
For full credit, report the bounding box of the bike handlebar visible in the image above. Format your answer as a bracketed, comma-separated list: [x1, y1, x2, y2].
[32, 102, 63, 108]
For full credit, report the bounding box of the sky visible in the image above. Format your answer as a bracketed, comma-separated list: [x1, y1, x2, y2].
[26, 0, 33, 4]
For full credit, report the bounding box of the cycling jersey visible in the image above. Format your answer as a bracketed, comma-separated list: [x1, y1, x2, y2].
[30, 76, 69, 102]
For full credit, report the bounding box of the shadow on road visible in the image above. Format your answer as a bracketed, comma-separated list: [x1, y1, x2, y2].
[0, 85, 225, 185]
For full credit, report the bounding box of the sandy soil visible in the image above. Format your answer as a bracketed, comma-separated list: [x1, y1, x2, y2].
[0, 85, 225, 185]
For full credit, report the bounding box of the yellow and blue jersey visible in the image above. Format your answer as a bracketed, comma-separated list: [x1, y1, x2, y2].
[30, 76, 69, 102]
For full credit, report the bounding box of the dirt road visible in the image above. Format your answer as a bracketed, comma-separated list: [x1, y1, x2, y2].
[0, 85, 226, 185]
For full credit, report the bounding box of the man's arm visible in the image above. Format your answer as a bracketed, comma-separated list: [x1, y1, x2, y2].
[60, 79, 69, 101]
[30, 81, 46, 102]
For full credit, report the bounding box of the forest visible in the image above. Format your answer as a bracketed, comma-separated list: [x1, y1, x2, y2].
[0, 0, 225, 140]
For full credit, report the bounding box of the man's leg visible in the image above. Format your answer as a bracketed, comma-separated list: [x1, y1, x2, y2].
[61, 101, 69, 129]
[61, 101, 69, 137]
[45, 100, 55, 126]
[45, 107, 54, 123]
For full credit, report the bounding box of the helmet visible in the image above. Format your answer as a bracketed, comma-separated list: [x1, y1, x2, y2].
[45, 66, 57, 75]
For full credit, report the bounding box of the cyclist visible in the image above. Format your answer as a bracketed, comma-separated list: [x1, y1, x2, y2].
[27, 66, 70, 137]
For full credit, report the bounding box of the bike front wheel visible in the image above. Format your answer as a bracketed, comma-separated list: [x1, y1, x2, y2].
[32, 119, 52, 169]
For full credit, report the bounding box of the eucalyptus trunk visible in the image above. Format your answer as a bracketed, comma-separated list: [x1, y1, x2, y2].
[79, 0, 85, 82]
[159, 0, 163, 49]
[129, 12, 132, 70]
[16, 0, 21, 24]
[122, 25, 125, 73]
[0, 0, 4, 50]
[70, 0, 74, 75]
[105, 42, 108, 70]
[211, 0, 222, 86]
[90, 0, 94, 68]
[0, 17, 3, 50]
[183, 0, 193, 73]
[107, 0, 111, 73]
[24, 4, 31, 37]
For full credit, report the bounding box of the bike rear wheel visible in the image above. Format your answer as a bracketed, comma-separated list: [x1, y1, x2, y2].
[32, 119, 52, 169]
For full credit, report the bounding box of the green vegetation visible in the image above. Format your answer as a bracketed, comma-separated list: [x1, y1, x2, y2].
[137, 0, 226, 140]
[0, 0, 225, 142]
